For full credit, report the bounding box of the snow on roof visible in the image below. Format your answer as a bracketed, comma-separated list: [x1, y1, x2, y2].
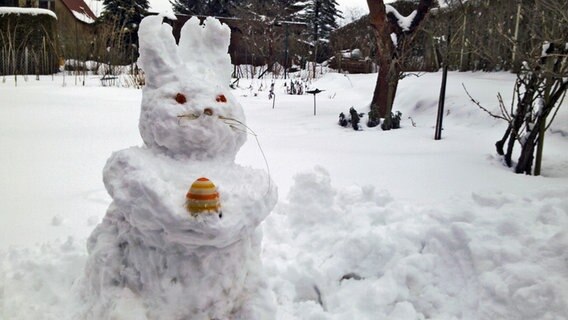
[72, 9, 95, 24]
[60, 0, 97, 23]
[83, 0, 102, 18]
[0, 7, 57, 20]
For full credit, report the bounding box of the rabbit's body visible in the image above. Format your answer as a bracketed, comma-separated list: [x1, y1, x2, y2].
[76, 15, 277, 319]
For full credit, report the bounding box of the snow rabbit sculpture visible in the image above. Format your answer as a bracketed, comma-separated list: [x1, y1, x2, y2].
[76, 15, 277, 320]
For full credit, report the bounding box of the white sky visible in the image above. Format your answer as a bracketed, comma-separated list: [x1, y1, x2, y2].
[336, 0, 369, 11]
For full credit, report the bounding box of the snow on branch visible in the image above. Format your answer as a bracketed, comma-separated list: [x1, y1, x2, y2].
[384, 0, 432, 34]
[385, 5, 417, 32]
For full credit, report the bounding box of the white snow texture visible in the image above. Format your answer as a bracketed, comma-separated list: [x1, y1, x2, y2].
[265, 168, 568, 319]
[75, 15, 278, 320]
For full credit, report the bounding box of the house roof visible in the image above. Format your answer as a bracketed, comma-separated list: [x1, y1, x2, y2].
[59, 0, 97, 24]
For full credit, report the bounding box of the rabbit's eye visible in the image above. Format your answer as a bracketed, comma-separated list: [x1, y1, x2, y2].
[203, 108, 214, 116]
[175, 93, 187, 104]
[215, 94, 227, 103]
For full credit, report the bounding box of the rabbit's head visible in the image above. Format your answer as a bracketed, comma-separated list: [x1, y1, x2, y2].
[137, 15, 246, 162]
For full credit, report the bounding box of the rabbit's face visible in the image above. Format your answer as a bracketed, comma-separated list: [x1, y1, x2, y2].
[137, 15, 246, 161]
[139, 79, 246, 161]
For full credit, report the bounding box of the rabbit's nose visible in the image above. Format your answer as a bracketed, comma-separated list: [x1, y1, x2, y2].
[203, 108, 214, 116]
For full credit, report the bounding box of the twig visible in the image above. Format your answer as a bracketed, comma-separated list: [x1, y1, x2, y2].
[462, 83, 509, 121]
[496, 93, 513, 122]
[408, 116, 416, 127]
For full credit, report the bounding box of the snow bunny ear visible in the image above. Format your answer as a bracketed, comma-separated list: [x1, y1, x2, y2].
[137, 15, 182, 89]
[178, 16, 233, 86]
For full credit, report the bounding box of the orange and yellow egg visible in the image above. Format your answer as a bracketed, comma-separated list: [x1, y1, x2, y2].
[185, 177, 221, 216]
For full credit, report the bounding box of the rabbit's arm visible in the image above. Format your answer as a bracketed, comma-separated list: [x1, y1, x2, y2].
[103, 149, 165, 205]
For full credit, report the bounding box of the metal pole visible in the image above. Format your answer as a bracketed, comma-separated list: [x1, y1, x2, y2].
[313, 94, 316, 116]
[75, 19, 78, 85]
[284, 24, 289, 80]
[435, 16, 451, 140]
[435, 65, 448, 140]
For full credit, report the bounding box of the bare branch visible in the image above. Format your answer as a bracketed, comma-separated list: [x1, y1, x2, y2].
[496, 93, 513, 122]
[463, 83, 509, 121]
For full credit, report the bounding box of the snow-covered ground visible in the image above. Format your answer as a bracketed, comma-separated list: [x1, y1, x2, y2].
[1, 70, 567, 319]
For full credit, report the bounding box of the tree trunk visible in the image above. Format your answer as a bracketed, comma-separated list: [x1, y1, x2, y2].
[367, 0, 391, 127]
[366, 0, 433, 130]
[370, 55, 391, 120]
[502, 43, 567, 174]
[504, 77, 537, 167]
[459, 12, 465, 71]
[534, 116, 546, 176]
[382, 59, 400, 130]
[495, 125, 511, 155]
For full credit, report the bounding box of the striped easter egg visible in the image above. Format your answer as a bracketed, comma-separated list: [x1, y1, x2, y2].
[185, 177, 221, 216]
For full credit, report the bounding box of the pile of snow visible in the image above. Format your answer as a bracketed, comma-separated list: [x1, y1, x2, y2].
[264, 167, 568, 319]
[1, 238, 86, 319]
[3, 166, 566, 319]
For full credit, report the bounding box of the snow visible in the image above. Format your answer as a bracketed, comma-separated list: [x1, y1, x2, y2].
[137, 16, 238, 159]
[147, 0, 175, 16]
[265, 169, 568, 319]
[542, 41, 551, 57]
[390, 32, 398, 47]
[1, 41, 568, 320]
[71, 9, 95, 24]
[84, 0, 102, 17]
[340, 49, 362, 59]
[385, 5, 417, 32]
[0, 7, 57, 19]
[66, 16, 277, 319]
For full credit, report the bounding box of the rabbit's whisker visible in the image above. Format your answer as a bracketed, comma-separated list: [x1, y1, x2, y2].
[174, 113, 271, 194]
[219, 116, 257, 136]
[177, 113, 201, 125]
[228, 124, 249, 134]
[177, 113, 200, 120]
[223, 121, 256, 136]
[219, 115, 271, 196]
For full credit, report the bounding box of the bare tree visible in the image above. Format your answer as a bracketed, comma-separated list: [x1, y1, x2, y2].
[366, 0, 433, 130]
[467, 0, 567, 175]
